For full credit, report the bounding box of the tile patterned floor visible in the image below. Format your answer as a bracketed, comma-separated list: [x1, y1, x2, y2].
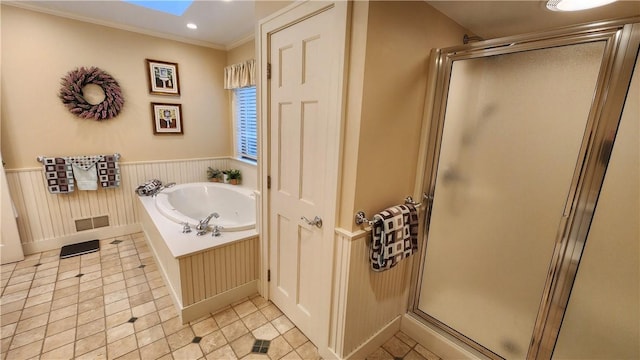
[0, 232, 433, 360]
[365, 332, 441, 360]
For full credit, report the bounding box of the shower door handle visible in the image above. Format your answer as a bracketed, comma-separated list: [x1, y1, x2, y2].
[301, 216, 323, 229]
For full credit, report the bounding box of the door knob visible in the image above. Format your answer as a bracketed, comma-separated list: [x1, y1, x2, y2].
[301, 215, 323, 229]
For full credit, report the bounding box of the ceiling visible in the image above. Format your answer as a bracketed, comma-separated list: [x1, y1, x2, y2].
[4, 1, 640, 50]
[425, 0, 640, 39]
[4, 0, 256, 50]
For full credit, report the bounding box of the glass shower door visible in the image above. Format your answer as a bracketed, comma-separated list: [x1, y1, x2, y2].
[415, 41, 606, 359]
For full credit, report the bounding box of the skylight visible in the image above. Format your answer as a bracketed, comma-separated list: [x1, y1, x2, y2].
[123, 1, 194, 16]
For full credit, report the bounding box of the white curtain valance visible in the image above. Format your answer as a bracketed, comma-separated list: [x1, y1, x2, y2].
[224, 59, 256, 89]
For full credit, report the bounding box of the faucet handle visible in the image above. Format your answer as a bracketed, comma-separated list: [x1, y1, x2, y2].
[212, 225, 223, 237]
[181, 223, 191, 233]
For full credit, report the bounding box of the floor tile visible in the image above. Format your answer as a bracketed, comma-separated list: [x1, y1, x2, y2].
[75, 331, 107, 357]
[214, 307, 240, 328]
[382, 335, 412, 358]
[167, 326, 195, 351]
[199, 329, 228, 355]
[230, 333, 256, 358]
[192, 317, 219, 336]
[1, 232, 438, 360]
[107, 333, 137, 359]
[233, 299, 259, 318]
[42, 327, 75, 353]
[295, 341, 320, 360]
[173, 342, 204, 359]
[283, 328, 308, 349]
[140, 338, 171, 360]
[41, 341, 74, 359]
[266, 336, 293, 360]
[222, 320, 250, 342]
[271, 315, 295, 334]
[251, 323, 279, 341]
[136, 324, 165, 348]
[206, 344, 238, 360]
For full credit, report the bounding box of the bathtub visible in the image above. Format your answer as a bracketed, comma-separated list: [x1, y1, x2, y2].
[137, 182, 260, 323]
[155, 182, 256, 232]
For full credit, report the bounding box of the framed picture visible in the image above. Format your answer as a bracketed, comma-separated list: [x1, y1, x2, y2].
[151, 103, 183, 134]
[146, 59, 180, 95]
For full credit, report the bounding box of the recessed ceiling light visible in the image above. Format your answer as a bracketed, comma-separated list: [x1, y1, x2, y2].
[546, 0, 617, 12]
[187, 23, 198, 30]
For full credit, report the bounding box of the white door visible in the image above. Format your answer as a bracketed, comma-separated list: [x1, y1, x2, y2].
[266, 2, 345, 352]
[1, 153, 24, 264]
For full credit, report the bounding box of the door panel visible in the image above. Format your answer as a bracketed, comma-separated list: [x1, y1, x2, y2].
[268, 5, 338, 347]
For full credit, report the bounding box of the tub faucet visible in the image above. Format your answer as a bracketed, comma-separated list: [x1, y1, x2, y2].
[195, 212, 219, 235]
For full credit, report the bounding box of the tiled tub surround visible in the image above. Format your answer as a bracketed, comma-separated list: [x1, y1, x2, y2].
[137, 195, 259, 323]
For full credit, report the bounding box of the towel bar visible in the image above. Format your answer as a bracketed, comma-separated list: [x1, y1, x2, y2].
[37, 153, 121, 163]
[355, 193, 430, 226]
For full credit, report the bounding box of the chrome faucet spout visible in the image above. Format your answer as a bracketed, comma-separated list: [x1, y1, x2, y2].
[195, 212, 220, 231]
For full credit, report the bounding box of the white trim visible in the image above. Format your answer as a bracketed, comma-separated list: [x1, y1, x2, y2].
[343, 316, 402, 360]
[181, 280, 258, 323]
[225, 33, 255, 51]
[21, 223, 141, 255]
[7, 156, 231, 172]
[400, 313, 484, 359]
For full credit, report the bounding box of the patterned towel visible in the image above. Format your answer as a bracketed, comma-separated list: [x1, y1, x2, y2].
[370, 204, 419, 272]
[135, 179, 163, 196]
[42, 157, 75, 194]
[68, 156, 103, 190]
[97, 154, 120, 188]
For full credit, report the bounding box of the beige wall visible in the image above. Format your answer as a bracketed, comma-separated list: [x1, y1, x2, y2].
[255, 0, 292, 22]
[1, 5, 230, 169]
[339, 1, 468, 230]
[227, 40, 256, 65]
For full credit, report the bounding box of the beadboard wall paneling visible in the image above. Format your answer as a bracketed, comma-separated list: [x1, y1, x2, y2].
[179, 236, 259, 306]
[4, 157, 260, 249]
[331, 228, 412, 358]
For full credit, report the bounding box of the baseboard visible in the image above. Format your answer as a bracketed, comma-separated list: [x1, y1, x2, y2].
[400, 313, 483, 359]
[181, 280, 259, 323]
[21, 224, 142, 255]
[343, 316, 402, 360]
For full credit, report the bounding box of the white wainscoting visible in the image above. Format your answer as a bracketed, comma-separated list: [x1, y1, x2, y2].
[331, 228, 412, 359]
[5, 157, 257, 254]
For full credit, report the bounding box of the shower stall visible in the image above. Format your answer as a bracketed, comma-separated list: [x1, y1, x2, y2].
[410, 18, 639, 359]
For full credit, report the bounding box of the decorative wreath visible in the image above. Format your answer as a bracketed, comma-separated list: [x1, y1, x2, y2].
[59, 66, 124, 121]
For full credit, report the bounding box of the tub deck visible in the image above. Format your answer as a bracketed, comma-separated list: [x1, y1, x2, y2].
[138, 195, 257, 258]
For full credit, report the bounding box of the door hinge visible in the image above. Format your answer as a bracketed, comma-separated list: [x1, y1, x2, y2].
[267, 269, 271, 282]
[267, 63, 271, 80]
[267, 175, 271, 189]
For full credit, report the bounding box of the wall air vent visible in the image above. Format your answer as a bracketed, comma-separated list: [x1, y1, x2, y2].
[74, 215, 110, 231]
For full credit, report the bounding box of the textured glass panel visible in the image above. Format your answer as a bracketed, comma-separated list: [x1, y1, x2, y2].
[417, 41, 605, 358]
[553, 56, 639, 360]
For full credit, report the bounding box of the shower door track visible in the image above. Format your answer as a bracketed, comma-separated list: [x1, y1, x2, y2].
[409, 17, 640, 360]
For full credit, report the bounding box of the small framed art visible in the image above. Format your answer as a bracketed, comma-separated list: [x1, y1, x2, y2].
[146, 59, 180, 95]
[151, 103, 183, 134]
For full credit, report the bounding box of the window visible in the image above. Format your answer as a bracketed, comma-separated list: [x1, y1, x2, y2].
[235, 86, 257, 161]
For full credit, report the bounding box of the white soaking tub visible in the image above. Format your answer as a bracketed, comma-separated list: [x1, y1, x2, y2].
[137, 182, 260, 324]
[155, 182, 256, 232]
